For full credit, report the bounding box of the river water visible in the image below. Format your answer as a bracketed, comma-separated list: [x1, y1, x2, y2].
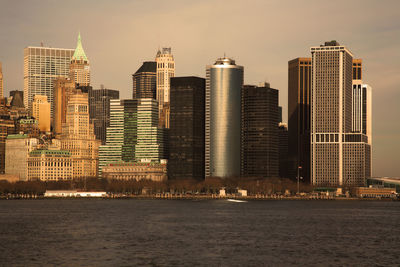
[0, 199, 399, 266]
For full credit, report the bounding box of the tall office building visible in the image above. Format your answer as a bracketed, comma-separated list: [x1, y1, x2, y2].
[59, 90, 100, 178]
[0, 62, 3, 98]
[288, 57, 311, 182]
[311, 41, 371, 186]
[32, 95, 51, 132]
[278, 122, 289, 178]
[24, 46, 74, 114]
[53, 77, 76, 136]
[99, 99, 166, 175]
[169, 76, 205, 180]
[89, 88, 119, 144]
[132, 61, 157, 99]
[156, 48, 175, 128]
[69, 33, 90, 86]
[135, 98, 167, 162]
[205, 57, 243, 178]
[241, 83, 279, 178]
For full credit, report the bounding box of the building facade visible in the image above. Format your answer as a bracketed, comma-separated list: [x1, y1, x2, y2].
[0, 114, 15, 174]
[156, 48, 175, 128]
[278, 123, 289, 178]
[206, 57, 243, 178]
[0, 62, 3, 99]
[102, 161, 167, 182]
[5, 134, 38, 181]
[169, 76, 205, 180]
[27, 149, 73, 181]
[89, 88, 119, 145]
[32, 95, 51, 132]
[311, 41, 371, 186]
[69, 33, 90, 86]
[59, 90, 100, 178]
[24, 46, 74, 114]
[241, 84, 279, 178]
[52, 77, 76, 136]
[132, 61, 156, 99]
[288, 57, 311, 181]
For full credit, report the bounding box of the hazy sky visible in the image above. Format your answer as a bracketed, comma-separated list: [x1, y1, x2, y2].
[0, 0, 399, 177]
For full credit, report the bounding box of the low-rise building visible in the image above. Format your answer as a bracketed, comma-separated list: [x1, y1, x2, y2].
[5, 134, 38, 181]
[27, 149, 73, 181]
[102, 161, 167, 182]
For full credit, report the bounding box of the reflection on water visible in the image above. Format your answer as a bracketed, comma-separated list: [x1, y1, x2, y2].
[0, 199, 399, 266]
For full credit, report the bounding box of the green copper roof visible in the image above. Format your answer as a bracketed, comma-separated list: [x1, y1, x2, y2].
[72, 32, 88, 61]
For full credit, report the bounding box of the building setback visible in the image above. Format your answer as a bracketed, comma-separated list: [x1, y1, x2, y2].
[311, 41, 371, 186]
[169, 76, 205, 180]
[241, 84, 279, 178]
[156, 48, 175, 128]
[206, 57, 243, 178]
[132, 61, 157, 99]
[24, 46, 74, 115]
[288, 57, 311, 182]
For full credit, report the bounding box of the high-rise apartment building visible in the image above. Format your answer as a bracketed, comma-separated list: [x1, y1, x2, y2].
[132, 62, 157, 99]
[69, 33, 90, 86]
[32, 95, 51, 132]
[89, 88, 119, 145]
[311, 41, 371, 186]
[53, 77, 76, 136]
[241, 84, 279, 178]
[205, 57, 243, 178]
[0, 62, 3, 98]
[169, 76, 205, 180]
[24, 46, 74, 114]
[156, 48, 175, 128]
[59, 90, 100, 178]
[288, 57, 312, 182]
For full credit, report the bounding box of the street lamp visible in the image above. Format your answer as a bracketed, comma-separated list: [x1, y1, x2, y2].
[297, 166, 302, 195]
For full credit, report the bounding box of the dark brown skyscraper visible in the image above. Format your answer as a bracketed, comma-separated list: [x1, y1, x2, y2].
[169, 76, 205, 180]
[288, 57, 311, 182]
[241, 83, 279, 178]
[132, 61, 157, 99]
[89, 88, 119, 145]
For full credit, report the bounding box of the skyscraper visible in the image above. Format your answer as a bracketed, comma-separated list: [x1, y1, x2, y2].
[205, 57, 243, 178]
[311, 41, 371, 186]
[132, 61, 157, 99]
[288, 57, 311, 182]
[69, 33, 90, 86]
[53, 77, 76, 136]
[241, 83, 279, 178]
[32, 95, 51, 132]
[89, 88, 119, 145]
[59, 90, 99, 178]
[24, 46, 74, 114]
[169, 76, 205, 180]
[99, 98, 166, 175]
[156, 48, 175, 128]
[0, 62, 3, 99]
[278, 122, 289, 178]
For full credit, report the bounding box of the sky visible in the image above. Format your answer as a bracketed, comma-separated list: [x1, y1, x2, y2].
[0, 0, 399, 177]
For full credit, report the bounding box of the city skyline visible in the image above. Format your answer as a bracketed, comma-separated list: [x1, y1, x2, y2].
[0, 0, 399, 177]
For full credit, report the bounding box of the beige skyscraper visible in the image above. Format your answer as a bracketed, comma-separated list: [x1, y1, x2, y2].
[0, 62, 3, 98]
[311, 41, 371, 187]
[69, 33, 90, 86]
[59, 90, 100, 178]
[53, 77, 76, 136]
[155, 48, 175, 128]
[24, 46, 74, 114]
[32, 95, 51, 132]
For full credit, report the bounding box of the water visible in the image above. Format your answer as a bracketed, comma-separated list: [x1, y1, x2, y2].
[0, 199, 399, 266]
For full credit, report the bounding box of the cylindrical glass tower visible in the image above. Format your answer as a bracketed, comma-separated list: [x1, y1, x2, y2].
[205, 57, 243, 177]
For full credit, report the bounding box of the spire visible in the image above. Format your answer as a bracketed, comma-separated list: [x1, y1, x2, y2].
[72, 32, 88, 61]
